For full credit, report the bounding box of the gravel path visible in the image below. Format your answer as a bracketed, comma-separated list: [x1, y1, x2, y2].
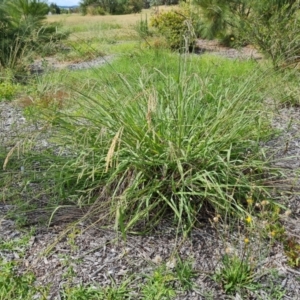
[30, 55, 114, 74]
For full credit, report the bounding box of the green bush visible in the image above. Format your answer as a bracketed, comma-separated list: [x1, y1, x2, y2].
[86, 5, 106, 15]
[80, 0, 143, 15]
[127, 0, 144, 13]
[0, 81, 18, 101]
[0, 0, 69, 71]
[242, 1, 300, 68]
[194, 0, 300, 65]
[150, 10, 196, 50]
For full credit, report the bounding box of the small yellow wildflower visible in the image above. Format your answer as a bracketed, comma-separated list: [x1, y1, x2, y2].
[245, 216, 252, 224]
[246, 198, 253, 206]
[270, 231, 276, 237]
[244, 238, 250, 244]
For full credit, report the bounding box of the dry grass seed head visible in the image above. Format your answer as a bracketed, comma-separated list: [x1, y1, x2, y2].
[3, 142, 20, 170]
[105, 127, 123, 172]
[146, 90, 157, 130]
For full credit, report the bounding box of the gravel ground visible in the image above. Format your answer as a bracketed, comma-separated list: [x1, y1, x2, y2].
[1, 50, 300, 299]
[29, 55, 114, 74]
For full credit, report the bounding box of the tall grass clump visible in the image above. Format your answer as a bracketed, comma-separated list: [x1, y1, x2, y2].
[34, 51, 274, 233]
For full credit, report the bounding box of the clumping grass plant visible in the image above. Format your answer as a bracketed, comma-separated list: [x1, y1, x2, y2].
[213, 253, 259, 294]
[24, 50, 275, 233]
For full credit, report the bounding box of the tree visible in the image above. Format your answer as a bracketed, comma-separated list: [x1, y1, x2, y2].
[193, 0, 298, 43]
[128, 0, 144, 13]
[3, 0, 48, 36]
[49, 2, 61, 14]
[193, 0, 300, 67]
[80, 0, 144, 15]
[243, 0, 300, 68]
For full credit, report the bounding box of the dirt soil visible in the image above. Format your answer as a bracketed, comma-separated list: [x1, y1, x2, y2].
[1, 43, 300, 299]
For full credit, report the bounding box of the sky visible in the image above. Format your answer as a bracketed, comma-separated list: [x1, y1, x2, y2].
[51, 0, 80, 6]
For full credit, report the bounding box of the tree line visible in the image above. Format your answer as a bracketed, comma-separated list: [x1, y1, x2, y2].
[79, 0, 179, 15]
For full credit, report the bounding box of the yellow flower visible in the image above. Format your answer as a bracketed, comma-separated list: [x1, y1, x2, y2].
[270, 231, 276, 237]
[245, 216, 252, 223]
[244, 238, 250, 244]
[246, 198, 253, 205]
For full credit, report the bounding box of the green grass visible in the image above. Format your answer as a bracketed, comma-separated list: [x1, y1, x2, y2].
[0, 70, 19, 101]
[213, 253, 259, 294]
[18, 49, 278, 235]
[69, 22, 122, 33]
[58, 257, 196, 299]
[0, 261, 46, 300]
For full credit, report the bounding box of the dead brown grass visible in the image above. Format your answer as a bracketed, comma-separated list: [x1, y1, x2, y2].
[46, 6, 179, 47]
[46, 5, 177, 27]
[18, 90, 70, 109]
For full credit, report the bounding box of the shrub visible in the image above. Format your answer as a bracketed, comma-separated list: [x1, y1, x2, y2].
[242, 1, 300, 68]
[127, 0, 144, 13]
[0, 75, 18, 101]
[150, 10, 196, 50]
[0, 0, 69, 71]
[0, 82, 16, 100]
[194, 0, 300, 66]
[80, 0, 143, 15]
[86, 5, 106, 15]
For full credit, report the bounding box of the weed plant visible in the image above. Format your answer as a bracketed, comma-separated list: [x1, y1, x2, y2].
[0, 231, 49, 299]
[213, 252, 259, 294]
[22, 49, 277, 234]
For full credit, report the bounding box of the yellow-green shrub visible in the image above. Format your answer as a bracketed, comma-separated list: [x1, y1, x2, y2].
[0, 81, 18, 101]
[150, 10, 196, 50]
[86, 5, 106, 15]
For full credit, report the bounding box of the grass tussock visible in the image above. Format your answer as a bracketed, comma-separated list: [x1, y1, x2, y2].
[27, 50, 276, 233]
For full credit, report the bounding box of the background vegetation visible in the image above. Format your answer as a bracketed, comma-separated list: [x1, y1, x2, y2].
[195, 0, 300, 67]
[0, 0, 68, 72]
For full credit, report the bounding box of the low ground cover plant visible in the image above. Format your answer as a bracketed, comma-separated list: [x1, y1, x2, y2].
[0, 81, 18, 101]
